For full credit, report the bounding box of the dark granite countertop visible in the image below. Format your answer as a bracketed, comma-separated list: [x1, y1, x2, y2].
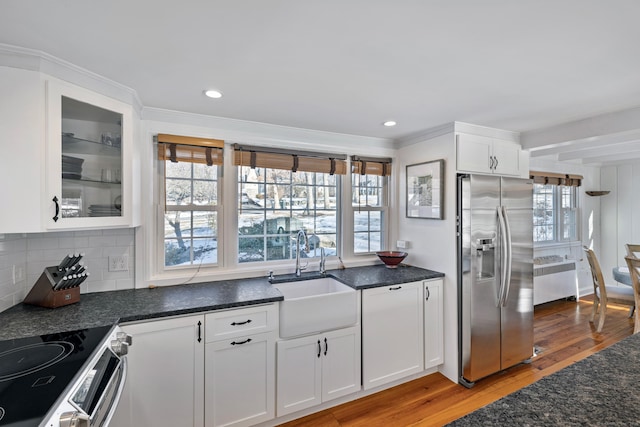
[0, 264, 443, 341]
[328, 264, 444, 289]
[0, 277, 282, 341]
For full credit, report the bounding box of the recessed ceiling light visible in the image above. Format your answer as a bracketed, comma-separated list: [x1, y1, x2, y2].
[204, 89, 223, 99]
[383, 121, 397, 127]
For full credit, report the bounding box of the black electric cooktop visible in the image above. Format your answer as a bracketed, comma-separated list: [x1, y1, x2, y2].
[0, 325, 113, 427]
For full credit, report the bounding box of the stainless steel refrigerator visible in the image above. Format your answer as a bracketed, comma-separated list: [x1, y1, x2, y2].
[457, 174, 534, 387]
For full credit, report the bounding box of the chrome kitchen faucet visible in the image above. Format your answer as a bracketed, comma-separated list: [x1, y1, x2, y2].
[295, 230, 308, 277]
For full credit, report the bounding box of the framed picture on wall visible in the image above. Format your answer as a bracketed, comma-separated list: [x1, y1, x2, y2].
[406, 159, 444, 219]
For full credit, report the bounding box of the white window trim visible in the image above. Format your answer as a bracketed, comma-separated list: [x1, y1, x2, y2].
[147, 141, 393, 286]
[153, 148, 225, 277]
[533, 184, 580, 246]
[351, 173, 390, 255]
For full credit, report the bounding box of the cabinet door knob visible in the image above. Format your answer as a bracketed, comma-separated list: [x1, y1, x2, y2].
[324, 337, 328, 356]
[231, 338, 252, 346]
[389, 286, 402, 291]
[425, 287, 430, 301]
[493, 156, 498, 170]
[317, 340, 321, 358]
[231, 319, 252, 326]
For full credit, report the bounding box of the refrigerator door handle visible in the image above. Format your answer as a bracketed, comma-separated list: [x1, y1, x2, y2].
[499, 206, 513, 307]
[497, 206, 511, 307]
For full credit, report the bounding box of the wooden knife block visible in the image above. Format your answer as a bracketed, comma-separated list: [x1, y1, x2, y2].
[24, 266, 80, 309]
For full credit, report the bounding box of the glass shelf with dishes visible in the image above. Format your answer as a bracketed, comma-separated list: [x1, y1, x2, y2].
[57, 95, 124, 221]
[62, 133, 122, 157]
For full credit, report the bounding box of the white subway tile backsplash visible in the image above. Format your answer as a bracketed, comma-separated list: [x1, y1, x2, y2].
[115, 234, 135, 246]
[0, 296, 13, 312]
[88, 236, 117, 248]
[58, 236, 90, 249]
[26, 237, 60, 250]
[72, 230, 104, 237]
[103, 270, 131, 280]
[0, 228, 136, 313]
[116, 278, 134, 290]
[0, 238, 27, 255]
[0, 267, 12, 285]
[87, 279, 117, 293]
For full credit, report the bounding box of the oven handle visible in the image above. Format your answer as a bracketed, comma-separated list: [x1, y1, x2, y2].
[102, 355, 128, 427]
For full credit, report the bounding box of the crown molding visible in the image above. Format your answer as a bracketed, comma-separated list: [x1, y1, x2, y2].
[394, 122, 455, 148]
[394, 121, 520, 148]
[143, 107, 396, 152]
[0, 43, 143, 115]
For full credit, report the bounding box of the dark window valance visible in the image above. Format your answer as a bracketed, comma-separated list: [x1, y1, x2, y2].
[530, 171, 582, 186]
[233, 144, 347, 175]
[351, 155, 392, 176]
[157, 134, 224, 166]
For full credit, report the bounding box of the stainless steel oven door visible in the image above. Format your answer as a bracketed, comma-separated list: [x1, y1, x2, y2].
[60, 348, 128, 427]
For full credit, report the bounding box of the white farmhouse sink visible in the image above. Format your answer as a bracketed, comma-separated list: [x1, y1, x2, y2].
[275, 278, 357, 338]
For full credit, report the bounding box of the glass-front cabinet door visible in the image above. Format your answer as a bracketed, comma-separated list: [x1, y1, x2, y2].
[46, 80, 133, 229]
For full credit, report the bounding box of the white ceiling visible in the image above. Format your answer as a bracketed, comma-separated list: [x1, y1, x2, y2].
[2, 0, 640, 164]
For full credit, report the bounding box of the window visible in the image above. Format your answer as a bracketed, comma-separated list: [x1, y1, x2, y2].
[234, 145, 346, 264]
[533, 183, 578, 243]
[351, 156, 391, 254]
[158, 134, 223, 268]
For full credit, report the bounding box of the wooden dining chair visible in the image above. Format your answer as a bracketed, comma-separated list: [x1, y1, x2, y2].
[625, 256, 640, 334]
[626, 244, 640, 259]
[584, 246, 636, 332]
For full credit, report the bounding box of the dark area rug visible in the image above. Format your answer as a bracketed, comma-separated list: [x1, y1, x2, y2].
[447, 333, 640, 426]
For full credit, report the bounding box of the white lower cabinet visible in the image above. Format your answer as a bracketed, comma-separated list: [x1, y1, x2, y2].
[276, 326, 361, 416]
[362, 281, 424, 390]
[112, 315, 205, 427]
[111, 304, 277, 427]
[424, 278, 444, 369]
[111, 281, 443, 427]
[204, 304, 277, 427]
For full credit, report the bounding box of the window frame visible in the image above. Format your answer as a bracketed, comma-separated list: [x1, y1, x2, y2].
[149, 137, 395, 282]
[236, 164, 341, 264]
[533, 183, 579, 244]
[159, 159, 223, 271]
[351, 171, 389, 254]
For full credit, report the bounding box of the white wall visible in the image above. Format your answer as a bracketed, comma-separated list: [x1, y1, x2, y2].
[0, 229, 135, 312]
[600, 161, 640, 277]
[397, 131, 458, 382]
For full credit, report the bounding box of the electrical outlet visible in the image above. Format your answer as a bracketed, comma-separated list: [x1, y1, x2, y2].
[109, 255, 129, 272]
[12, 265, 24, 284]
[397, 240, 409, 249]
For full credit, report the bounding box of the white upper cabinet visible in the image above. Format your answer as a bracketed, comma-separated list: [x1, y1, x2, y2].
[0, 67, 45, 233]
[45, 78, 135, 230]
[456, 133, 528, 177]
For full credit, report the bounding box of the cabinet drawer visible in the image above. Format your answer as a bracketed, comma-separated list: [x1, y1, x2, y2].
[205, 304, 277, 342]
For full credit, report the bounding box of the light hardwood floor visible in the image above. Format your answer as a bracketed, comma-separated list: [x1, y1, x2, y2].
[279, 296, 634, 426]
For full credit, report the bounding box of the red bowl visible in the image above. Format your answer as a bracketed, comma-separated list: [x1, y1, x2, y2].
[376, 251, 408, 268]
